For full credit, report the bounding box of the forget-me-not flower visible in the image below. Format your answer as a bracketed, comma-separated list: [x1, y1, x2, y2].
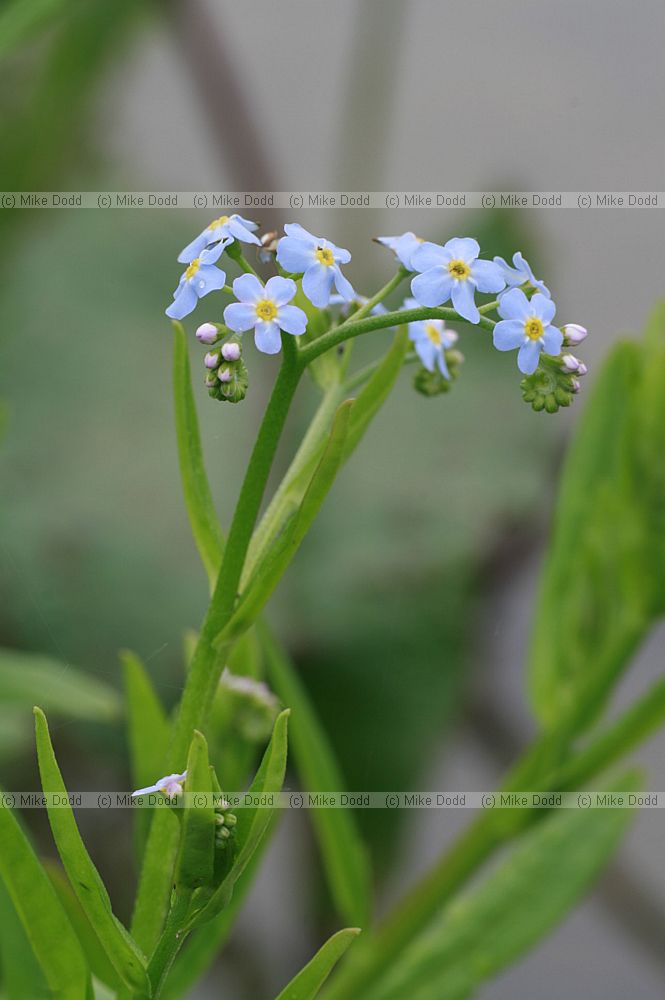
[132, 770, 187, 799]
[411, 237, 505, 325]
[375, 232, 422, 270]
[166, 242, 226, 320]
[178, 214, 261, 263]
[493, 251, 550, 297]
[224, 274, 307, 355]
[493, 289, 563, 374]
[276, 224, 354, 308]
[403, 297, 458, 378]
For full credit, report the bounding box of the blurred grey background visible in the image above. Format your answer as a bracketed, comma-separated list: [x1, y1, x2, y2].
[1, 1, 665, 997]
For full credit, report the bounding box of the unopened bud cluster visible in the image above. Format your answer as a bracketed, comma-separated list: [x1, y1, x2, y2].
[197, 325, 249, 403]
[414, 349, 465, 397]
[214, 797, 237, 849]
[521, 325, 588, 412]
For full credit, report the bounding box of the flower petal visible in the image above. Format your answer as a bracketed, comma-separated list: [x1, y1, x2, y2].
[541, 325, 563, 355]
[517, 339, 542, 374]
[254, 321, 283, 355]
[497, 287, 531, 321]
[451, 280, 479, 324]
[472, 259, 506, 293]
[195, 265, 226, 297]
[444, 236, 479, 263]
[411, 242, 449, 272]
[531, 292, 556, 324]
[177, 231, 209, 264]
[330, 242, 351, 264]
[265, 275, 296, 306]
[166, 283, 198, 319]
[224, 302, 257, 332]
[200, 241, 227, 265]
[283, 223, 317, 245]
[232, 273, 264, 303]
[411, 267, 453, 307]
[436, 350, 452, 379]
[277, 304, 308, 335]
[414, 338, 438, 372]
[227, 216, 261, 245]
[332, 265, 355, 302]
[276, 236, 314, 274]
[302, 263, 335, 307]
[493, 319, 525, 351]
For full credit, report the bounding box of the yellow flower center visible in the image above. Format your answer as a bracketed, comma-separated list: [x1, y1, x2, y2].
[185, 259, 201, 281]
[315, 246, 335, 267]
[525, 317, 544, 341]
[211, 215, 230, 228]
[256, 298, 278, 322]
[425, 323, 442, 346]
[448, 258, 471, 281]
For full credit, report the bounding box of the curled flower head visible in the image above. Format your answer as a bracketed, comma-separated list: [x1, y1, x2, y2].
[224, 274, 307, 355]
[493, 251, 550, 297]
[493, 289, 563, 374]
[411, 237, 505, 324]
[178, 214, 260, 263]
[166, 243, 226, 320]
[403, 297, 457, 378]
[276, 224, 354, 308]
[132, 770, 187, 799]
[374, 232, 423, 270]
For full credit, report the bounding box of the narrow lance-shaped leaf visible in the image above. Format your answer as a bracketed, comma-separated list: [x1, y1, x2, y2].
[0, 648, 121, 721]
[218, 401, 353, 644]
[122, 649, 170, 790]
[0, 880, 49, 1000]
[275, 927, 361, 1000]
[260, 622, 371, 927]
[34, 707, 150, 995]
[363, 771, 642, 1000]
[0, 794, 91, 999]
[176, 730, 215, 892]
[172, 320, 224, 590]
[193, 709, 290, 925]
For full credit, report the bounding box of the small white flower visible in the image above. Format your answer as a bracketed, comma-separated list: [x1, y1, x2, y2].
[131, 770, 187, 799]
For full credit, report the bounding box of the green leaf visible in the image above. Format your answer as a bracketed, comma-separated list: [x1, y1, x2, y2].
[194, 709, 290, 924]
[0, 794, 91, 998]
[260, 622, 371, 927]
[176, 730, 215, 891]
[275, 927, 361, 1000]
[220, 401, 353, 643]
[172, 321, 224, 590]
[364, 771, 641, 1000]
[0, 648, 121, 721]
[0, 871, 49, 998]
[33, 707, 150, 994]
[121, 649, 170, 789]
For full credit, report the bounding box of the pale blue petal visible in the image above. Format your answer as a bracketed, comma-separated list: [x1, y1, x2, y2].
[227, 216, 261, 245]
[493, 320, 525, 351]
[200, 240, 227, 265]
[265, 275, 296, 306]
[330, 242, 351, 264]
[472, 259, 506, 293]
[517, 339, 542, 374]
[411, 242, 449, 272]
[332, 265, 354, 301]
[276, 236, 314, 273]
[444, 237, 479, 263]
[283, 223, 317, 245]
[195, 265, 226, 297]
[497, 287, 531, 321]
[376, 234, 420, 268]
[451, 280, 479, 324]
[541, 325, 563, 355]
[166, 282, 198, 319]
[493, 255, 522, 286]
[302, 263, 334, 307]
[255, 321, 283, 355]
[232, 273, 264, 303]
[277, 304, 308, 335]
[177, 231, 209, 264]
[531, 293, 556, 324]
[414, 338, 438, 372]
[436, 350, 451, 379]
[411, 267, 453, 307]
[236, 214, 259, 231]
[224, 302, 257, 331]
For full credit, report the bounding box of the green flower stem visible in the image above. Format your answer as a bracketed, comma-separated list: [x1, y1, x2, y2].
[479, 298, 500, 315]
[226, 242, 260, 277]
[299, 307, 495, 368]
[146, 891, 192, 999]
[339, 268, 409, 327]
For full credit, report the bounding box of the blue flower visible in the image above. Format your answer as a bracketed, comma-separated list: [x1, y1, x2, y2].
[403, 297, 457, 378]
[276, 224, 354, 308]
[224, 274, 307, 355]
[375, 232, 422, 270]
[493, 251, 550, 297]
[178, 214, 261, 263]
[493, 289, 563, 374]
[166, 243, 226, 320]
[411, 237, 505, 325]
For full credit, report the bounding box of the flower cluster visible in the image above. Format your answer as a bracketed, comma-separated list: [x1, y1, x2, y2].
[166, 217, 587, 411]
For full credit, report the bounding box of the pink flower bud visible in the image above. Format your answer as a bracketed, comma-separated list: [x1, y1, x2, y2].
[571, 377, 581, 393]
[196, 322, 219, 345]
[561, 354, 581, 373]
[221, 342, 241, 361]
[218, 367, 232, 383]
[563, 324, 587, 346]
[204, 351, 220, 369]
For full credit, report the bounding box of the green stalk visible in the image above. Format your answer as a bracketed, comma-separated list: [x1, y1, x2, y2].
[339, 268, 408, 326]
[146, 892, 192, 999]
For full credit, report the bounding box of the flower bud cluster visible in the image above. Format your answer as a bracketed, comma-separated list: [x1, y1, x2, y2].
[197, 327, 249, 403]
[413, 349, 465, 397]
[214, 797, 237, 849]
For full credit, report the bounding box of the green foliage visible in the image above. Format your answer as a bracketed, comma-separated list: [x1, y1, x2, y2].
[0, 795, 91, 998]
[176, 731, 215, 892]
[275, 928, 361, 1000]
[0, 648, 121, 720]
[260, 622, 372, 928]
[529, 303, 665, 733]
[33, 708, 150, 994]
[362, 771, 641, 1000]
